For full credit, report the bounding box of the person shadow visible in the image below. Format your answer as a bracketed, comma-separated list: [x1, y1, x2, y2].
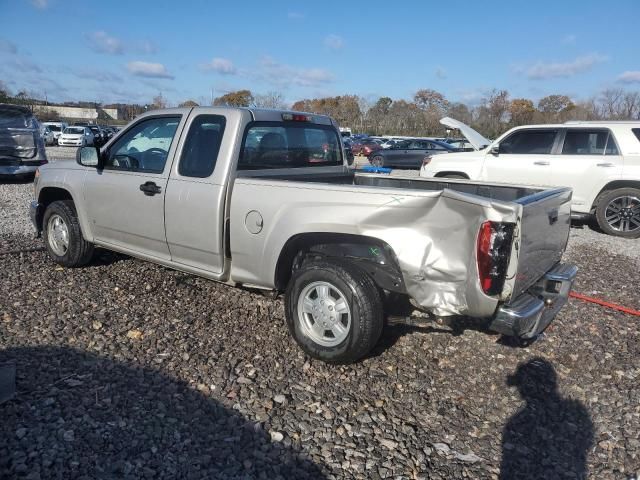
[500, 357, 594, 480]
[0, 346, 326, 479]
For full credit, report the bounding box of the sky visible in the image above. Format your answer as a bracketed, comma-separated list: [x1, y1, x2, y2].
[1, 0, 639, 107]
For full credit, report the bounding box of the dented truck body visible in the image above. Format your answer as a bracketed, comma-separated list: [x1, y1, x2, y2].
[31, 107, 576, 362]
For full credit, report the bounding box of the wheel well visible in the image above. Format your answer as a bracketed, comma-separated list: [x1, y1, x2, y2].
[36, 187, 73, 230]
[434, 171, 470, 179]
[274, 233, 405, 294]
[592, 180, 640, 210]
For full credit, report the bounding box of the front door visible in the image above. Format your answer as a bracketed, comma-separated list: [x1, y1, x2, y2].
[82, 114, 184, 260]
[481, 128, 560, 186]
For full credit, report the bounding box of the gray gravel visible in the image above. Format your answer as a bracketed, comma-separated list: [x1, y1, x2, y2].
[1, 172, 639, 479]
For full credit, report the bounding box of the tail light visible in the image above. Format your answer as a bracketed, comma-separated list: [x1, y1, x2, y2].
[422, 155, 433, 167]
[282, 113, 313, 122]
[476, 221, 515, 296]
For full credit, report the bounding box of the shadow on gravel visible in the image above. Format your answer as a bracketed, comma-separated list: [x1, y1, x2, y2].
[500, 357, 593, 479]
[0, 346, 326, 479]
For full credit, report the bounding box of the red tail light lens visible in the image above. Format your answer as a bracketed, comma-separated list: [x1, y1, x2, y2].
[477, 221, 515, 296]
[282, 113, 312, 122]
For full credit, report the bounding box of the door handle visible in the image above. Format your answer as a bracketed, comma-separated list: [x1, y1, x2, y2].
[596, 162, 614, 167]
[533, 161, 550, 166]
[139, 181, 162, 196]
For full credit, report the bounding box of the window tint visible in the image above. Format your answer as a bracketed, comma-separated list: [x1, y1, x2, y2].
[105, 116, 180, 173]
[500, 130, 558, 154]
[239, 122, 342, 170]
[562, 129, 618, 155]
[179, 115, 226, 178]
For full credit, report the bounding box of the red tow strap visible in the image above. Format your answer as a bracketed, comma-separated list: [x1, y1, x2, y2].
[569, 291, 640, 317]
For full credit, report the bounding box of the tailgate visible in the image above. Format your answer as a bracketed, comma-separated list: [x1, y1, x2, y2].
[0, 128, 37, 160]
[511, 187, 572, 298]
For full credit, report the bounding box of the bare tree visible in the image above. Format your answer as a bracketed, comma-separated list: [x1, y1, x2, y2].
[254, 91, 286, 109]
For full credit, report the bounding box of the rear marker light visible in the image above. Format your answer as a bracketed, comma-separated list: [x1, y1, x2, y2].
[477, 221, 514, 296]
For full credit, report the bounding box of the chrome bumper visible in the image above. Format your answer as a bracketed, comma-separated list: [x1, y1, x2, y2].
[489, 263, 578, 339]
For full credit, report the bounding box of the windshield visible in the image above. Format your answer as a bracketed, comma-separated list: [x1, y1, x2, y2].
[65, 127, 85, 134]
[45, 124, 62, 132]
[239, 122, 342, 170]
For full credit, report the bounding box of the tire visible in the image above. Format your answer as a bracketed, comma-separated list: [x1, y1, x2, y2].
[371, 155, 384, 167]
[595, 188, 640, 238]
[285, 259, 384, 364]
[43, 200, 94, 267]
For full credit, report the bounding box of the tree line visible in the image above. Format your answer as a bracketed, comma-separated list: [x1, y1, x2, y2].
[210, 87, 640, 138]
[3, 79, 639, 137]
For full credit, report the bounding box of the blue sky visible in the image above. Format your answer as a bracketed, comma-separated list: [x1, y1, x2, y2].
[1, 0, 639, 106]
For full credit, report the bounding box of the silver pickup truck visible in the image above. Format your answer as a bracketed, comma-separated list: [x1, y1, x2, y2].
[30, 107, 577, 363]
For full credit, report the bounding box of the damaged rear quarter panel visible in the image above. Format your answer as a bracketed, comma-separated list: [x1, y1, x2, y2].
[229, 178, 521, 317]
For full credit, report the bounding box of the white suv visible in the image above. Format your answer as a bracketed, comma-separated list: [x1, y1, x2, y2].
[421, 119, 640, 238]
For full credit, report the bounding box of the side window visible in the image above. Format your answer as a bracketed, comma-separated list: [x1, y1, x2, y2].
[633, 128, 640, 143]
[105, 116, 180, 173]
[562, 129, 617, 155]
[500, 129, 558, 154]
[178, 115, 226, 178]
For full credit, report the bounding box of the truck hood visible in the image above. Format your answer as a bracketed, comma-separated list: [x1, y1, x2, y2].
[440, 117, 491, 151]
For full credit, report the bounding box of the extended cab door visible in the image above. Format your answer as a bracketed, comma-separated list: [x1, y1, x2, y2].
[481, 128, 560, 186]
[164, 108, 247, 274]
[82, 113, 187, 260]
[552, 128, 623, 211]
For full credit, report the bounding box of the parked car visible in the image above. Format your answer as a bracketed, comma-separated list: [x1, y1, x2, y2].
[40, 126, 56, 146]
[58, 126, 94, 147]
[41, 121, 68, 145]
[421, 117, 640, 238]
[31, 106, 576, 363]
[351, 139, 382, 156]
[0, 103, 47, 178]
[369, 138, 456, 168]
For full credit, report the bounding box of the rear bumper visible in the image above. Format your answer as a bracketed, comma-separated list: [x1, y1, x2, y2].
[489, 263, 578, 339]
[0, 164, 39, 176]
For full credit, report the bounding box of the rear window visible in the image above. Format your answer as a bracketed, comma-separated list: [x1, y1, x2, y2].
[239, 122, 342, 170]
[561, 129, 619, 155]
[0, 110, 32, 128]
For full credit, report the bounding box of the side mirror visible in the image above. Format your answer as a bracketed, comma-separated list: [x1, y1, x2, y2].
[76, 146, 101, 168]
[490, 144, 500, 155]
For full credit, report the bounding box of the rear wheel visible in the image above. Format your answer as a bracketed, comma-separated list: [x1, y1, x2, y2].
[43, 200, 94, 267]
[595, 188, 640, 238]
[285, 259, 383, 364]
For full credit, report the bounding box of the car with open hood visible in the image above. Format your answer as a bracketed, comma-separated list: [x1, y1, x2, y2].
[0, 104, 48, 178]
[421, 118, 640, 238]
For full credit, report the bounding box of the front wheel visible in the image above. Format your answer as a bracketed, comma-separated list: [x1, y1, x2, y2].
[595, 188, 640, 238]
[371, 155, 384, 167]
[285, 259, 383, 364]
[43, 200, 94, 267]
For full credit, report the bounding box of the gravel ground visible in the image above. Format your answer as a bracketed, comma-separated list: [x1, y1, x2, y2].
[1, 169, 639, 479]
